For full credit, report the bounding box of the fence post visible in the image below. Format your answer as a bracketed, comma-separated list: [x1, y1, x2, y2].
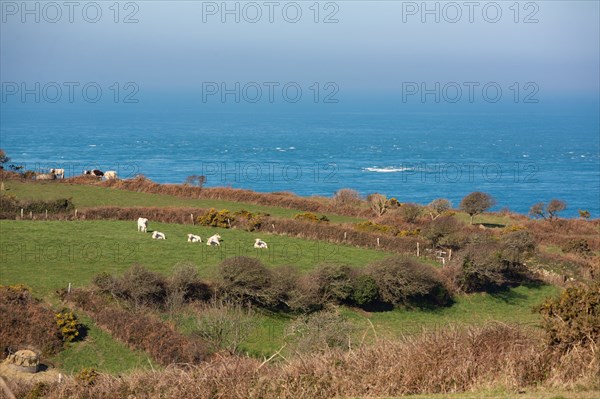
[75, 209, 78, 218]
[190, 213, 194, 224]
[21, 208, 24, 219]
[344, 232, 347, 240]
[376, 237, 380, 247]
[29, 211, 33, 219]
[45, 209, 48, 219]
[417, 242, 420, 257]
[448, 249, 452, 260]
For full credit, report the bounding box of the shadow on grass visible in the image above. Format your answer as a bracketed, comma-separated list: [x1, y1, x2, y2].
[480, 223, 506, 228]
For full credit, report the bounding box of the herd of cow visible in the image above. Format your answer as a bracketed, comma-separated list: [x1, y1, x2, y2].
[136, 217, 269, 248]
[35, 168, 118, 180]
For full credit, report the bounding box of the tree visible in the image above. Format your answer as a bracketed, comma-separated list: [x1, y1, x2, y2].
[547, 199, 566, 220]
[333, 188, 361, 206]
[367, 193, 388, 217]
[184, 175, 206, 188]
[529, 202, 546, 219]
[459, 192, 496, 224]
[529, 200, 567, 221]
[427, 198, 452, 220]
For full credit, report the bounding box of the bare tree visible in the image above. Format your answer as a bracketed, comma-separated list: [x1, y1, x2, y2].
[333, 188, 361, 206]
[459, 192, 496, 224]
[184, 175, 206, 188]
[529, 202, 546, 219]
[367, 193, 388, 217]
[547, 199, 566, 220]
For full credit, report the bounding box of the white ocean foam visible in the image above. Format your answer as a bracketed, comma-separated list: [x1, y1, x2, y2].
[363, 167, 414, 173]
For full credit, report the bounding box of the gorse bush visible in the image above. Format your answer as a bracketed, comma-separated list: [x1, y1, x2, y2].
[55, 310, 82, 343]
[538, 279, 600, 351]
[294, 212, 329, 223]
[197, 208, 234, 228]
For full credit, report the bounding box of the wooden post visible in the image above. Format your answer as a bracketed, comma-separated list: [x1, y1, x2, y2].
[45, 209, 48, 219]
[344, 232, 347, 240]
[20, 208, 24, 219]
[190, 213, 194, 224]
[376, 237, 380, 247]
[271, 224, 275, 231]
[29, 211, 33, 219]
[417, 242, 420, 257]
[67, 283, 71, 294]
[75, 209, 78, 218]
[448, 249, 452, 260]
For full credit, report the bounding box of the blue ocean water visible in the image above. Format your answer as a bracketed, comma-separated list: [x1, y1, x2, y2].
[2, 101, 599, 218]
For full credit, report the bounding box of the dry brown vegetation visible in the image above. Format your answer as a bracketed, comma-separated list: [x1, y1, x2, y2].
[0, 285, 64, 358]
[63, 289, 210, 367]
[4, 324, 598, 399]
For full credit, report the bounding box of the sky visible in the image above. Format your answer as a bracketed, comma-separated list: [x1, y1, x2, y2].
[1, 0, 599, 104]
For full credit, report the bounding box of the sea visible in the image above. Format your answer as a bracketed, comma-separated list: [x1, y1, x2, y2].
[2, 97, 599, 218]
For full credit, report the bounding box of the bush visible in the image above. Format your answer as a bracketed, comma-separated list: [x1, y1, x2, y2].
[197, 208, 234, 228]
[422, 215, 462, 248]
[285, 310, 355, 354]
[218, 257, 282, 309]
[309, 264, 354, 304]
[55, 310, 82, 342]
[0, 285, 64, 357]
[354, 221, 396, 235]
[286, 274, 325, 313]
[366, 257, 452, 307]
[0, 194, 74, 217]
[399, 203, 422, 223]
[351, 274, 379, 308]
[168, 264, 212, 307]
[233, 209, 265, 231]
[333, 188, 361, 206]
[562, 239, 592, 256]
[499, 230, 536, 262]
[194, 299, 257, 354]
[294, 212, 329, 223]
[538, 279, 600, 351]
[94, 265, 168, 308]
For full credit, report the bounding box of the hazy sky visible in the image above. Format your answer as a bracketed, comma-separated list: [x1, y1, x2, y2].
[1, 1, 599, 99]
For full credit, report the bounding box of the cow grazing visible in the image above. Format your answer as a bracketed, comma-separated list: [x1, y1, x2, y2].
[152, 231, 166, 240]
[50, 168, 65, 179]
[104, 170, 118, 180]
[35, 172, 56, 180]
[187, 234, 202, 243]
[254, 238, 268, 249]
[207, 234, 222, 246]
[83, 169, 104, 178]
[137, 218, 148, 232]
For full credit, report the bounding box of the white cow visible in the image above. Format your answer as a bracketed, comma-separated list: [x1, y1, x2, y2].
[50, 168, 65, 179]
[207, 234, 222, 246]
[254, 238, 268, 249]
[152, 231, 166, 240]
[187, 234, 202, 243]
[104, 170, 118, 180]
[137, 218, 148, 232]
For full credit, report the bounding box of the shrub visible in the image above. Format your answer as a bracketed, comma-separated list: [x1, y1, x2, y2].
[538, 280, 600, 351]
[499, 230, 536, 262]
[399, 203, 422, 223]
[55, 310, 82, 343]
[233, 209, 265, 231]
[0, 285, 64, 357]
[422, 215, 462, 248]
[286, 274, 325, 313]
[309, 264, 355, 304]
[354, 221, 396, 235]
[218, 257, 282, 309]
[197, 208, 234, 228]
[294, 212, 329, 223]
[562, 239, 592, 256]
[193, 299, 257, 354]
[285, 310, 356, 354]
[168, 264, 212, 305]
[366, 257, 452, 307]
[118, 264, 168, 308]
[333, 188, 361, 206]
[351, 274, 379, 308]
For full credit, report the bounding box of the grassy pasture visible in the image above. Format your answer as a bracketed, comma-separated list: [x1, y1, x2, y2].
[0, 219, 390, 297]
[2, 180, 361, 223]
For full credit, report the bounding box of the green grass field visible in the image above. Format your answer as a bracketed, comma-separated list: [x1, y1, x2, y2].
[0, 219, 391, 297]
[3, 180, 361, 223]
